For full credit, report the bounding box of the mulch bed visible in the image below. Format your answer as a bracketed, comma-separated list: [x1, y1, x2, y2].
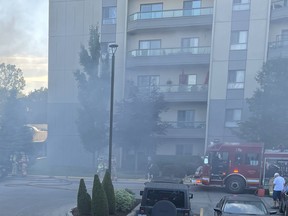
[71, 199, 141, 216]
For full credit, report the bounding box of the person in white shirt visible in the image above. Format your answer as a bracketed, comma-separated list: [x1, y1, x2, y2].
[272, 172, 285, 208]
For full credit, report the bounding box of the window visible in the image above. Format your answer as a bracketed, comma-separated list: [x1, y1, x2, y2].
[177, 110, 195, 128]
[227, 70, 245, 89]
[183, 0, 201, 16]
[139, 40, 161, 56]
[230, 31, 248, 50]
[102, 7, 116, 24]
[137, 75, 160, 87]
[188, 75, 197, 85]
[245, 153, 259, 166]
[225, 109, 242, 127]
[233, 0, 250, 11]
[140, 3, 163, 19]
[182, 37, 199, 54]
[179, 74, 197, 85]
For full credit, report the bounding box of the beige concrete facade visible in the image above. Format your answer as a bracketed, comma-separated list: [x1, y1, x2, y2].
[48, 0, 288, 168]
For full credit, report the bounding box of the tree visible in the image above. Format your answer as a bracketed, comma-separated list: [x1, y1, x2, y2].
[0, 63, 26, 125]
[0, 63, 25, 92]
[74, 26, 110, 167]
[0, 64, 31, 162]
[77, 178, 91, 216]
[238, 58, 288, 149]
[0, 91, 33, 162]
[102, 170, 116, 214]
[114, 84, 168, 170]
[23, 87, 48, 124]
[91, 174, 109, 216]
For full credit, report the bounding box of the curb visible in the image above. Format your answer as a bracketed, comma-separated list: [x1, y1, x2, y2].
[127, 203, 140, 216]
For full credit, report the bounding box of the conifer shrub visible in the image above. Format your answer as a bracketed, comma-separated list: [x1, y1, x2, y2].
[115, 189, 136, 213]
[77, 178, 91, 216]
[102, 170, 116, 215]
[91, 174, 109, 216]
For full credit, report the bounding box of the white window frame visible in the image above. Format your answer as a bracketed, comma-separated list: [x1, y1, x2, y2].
[230, 31, 248, 50]
[139, 40, 161, 56]
[140, 3, 163, 19]
[225, 109, 242, 127]
[177, 110, 195, 128]
[182, 37, 199, 54]
[183, 0, 202, 16]
[227, 70, 245, 89]
[102, 7, 117, 24]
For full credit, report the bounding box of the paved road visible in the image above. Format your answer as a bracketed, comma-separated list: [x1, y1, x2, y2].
[0, 175, 281, 216]
[0, 175, 145, 216]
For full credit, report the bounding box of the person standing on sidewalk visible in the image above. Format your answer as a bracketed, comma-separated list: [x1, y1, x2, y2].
[272, 172, 285, 209]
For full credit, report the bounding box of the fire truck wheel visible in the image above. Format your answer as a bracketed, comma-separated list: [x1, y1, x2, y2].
[226, 176, 245, 194]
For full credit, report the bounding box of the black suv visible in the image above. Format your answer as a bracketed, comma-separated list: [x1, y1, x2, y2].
[138, 180, 193, 216]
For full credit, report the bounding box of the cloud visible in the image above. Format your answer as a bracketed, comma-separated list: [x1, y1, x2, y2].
[0, 0, 48, 92]
[0, 0, 48, 56]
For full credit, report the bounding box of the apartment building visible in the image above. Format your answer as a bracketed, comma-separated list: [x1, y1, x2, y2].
[48, 0, 288, 167]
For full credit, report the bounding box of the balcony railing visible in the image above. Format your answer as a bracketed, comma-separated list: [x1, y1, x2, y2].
[138, 84, 208, 93]
[129, 7, 213, 21]
[271, 0, 288, 9]
[166, 121, 206, 129]
[269, 38, 288, 48]
[128, 46, 211, 57]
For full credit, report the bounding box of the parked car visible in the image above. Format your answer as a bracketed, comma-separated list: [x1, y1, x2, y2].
[214, 194, 277, 215]
[280, 191, 288, 216]
[138, 180, 193, 216]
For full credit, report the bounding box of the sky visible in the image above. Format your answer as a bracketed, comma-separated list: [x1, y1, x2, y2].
[0, 0, 48, 94]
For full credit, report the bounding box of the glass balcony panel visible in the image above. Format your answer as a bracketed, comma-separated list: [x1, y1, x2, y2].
[128, 46, 210, 57]
[129, 7, 213, 21]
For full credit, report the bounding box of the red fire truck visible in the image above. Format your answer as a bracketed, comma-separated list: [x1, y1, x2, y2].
[192, 142, 288, 193]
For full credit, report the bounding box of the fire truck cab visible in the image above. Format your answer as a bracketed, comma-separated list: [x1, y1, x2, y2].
[197, 143, 264, 193]
[194, 142, 288, 194]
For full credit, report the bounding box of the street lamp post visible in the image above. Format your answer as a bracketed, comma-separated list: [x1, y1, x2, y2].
[108, 43, 118, 174]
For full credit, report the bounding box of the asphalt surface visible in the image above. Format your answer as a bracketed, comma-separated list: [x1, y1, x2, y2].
[0, 175, 282, 216]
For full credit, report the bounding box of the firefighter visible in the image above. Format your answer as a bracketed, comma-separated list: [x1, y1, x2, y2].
[18, 152, 29, 177]
[10, 152, 18, 176]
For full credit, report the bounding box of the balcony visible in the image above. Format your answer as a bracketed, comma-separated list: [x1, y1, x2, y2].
[127, 8, 213, 33]
[139, 84, 208, 102]
[271, 0, 288, 21]
[268, 38, 288, 59]
[157, 121, 206, 139]
[126, 47, 211, 68]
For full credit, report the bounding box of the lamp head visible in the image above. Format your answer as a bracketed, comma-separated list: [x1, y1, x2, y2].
[109, 44, 118, 54]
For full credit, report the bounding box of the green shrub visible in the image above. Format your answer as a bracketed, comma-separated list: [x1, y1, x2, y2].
[77, 178, 91, 216]
[91, 175, 109, 216]
[102, 170, 116, 215]
[115, 189, 136, 213]
[124, 188, 135, 196]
